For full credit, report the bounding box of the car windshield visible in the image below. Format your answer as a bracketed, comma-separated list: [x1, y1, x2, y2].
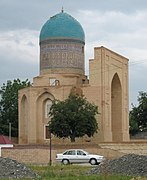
[83, 150, 89, 155]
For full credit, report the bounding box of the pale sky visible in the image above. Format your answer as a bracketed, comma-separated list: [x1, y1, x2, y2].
[1, 0, 147, 108]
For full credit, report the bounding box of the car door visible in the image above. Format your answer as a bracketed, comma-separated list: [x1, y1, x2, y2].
[76, 150, 89, 163]
[65, 150, 76, 163]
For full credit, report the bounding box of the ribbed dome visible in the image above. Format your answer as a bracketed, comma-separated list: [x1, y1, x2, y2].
[40, 11, 85, 43]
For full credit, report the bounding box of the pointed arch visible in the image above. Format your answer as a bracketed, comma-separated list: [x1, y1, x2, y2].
[36, 92, 54, 143]
[19, 94, 28, 144]
[36, 92, 54, 122]
[111, 73, 122, 142]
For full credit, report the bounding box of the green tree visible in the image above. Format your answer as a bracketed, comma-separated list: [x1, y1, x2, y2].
[129, 91, 147, 135]
[0, 79, 31, 137]
[49, 93, 99, 142]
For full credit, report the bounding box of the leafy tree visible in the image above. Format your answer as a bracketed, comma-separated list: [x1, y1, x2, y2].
[0, 79, 31, 137]
[129, 91, 147, 135]
[48, 93, 98, 142]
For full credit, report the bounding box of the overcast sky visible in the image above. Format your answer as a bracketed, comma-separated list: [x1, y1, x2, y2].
[1, 0, 147, 108]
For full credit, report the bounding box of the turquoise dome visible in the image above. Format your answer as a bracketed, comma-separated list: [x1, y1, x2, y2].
[40, 11, 85, 43]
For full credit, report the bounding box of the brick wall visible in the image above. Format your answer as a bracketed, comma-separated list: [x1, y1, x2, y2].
[1, 144, 124, 165]
[2, 145, 55, 165]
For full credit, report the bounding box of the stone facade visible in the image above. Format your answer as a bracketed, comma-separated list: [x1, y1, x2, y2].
[18, 11, 129, 145]
[19, 46, 129, 144]
[88, 47, 129, 142]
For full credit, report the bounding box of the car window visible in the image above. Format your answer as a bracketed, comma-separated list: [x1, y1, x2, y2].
[77, 150, 86, 156]
[63, 150, 75, 155]
[63, 151, 68, 155]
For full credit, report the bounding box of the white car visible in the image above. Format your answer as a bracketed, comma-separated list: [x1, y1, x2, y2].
[56, 149, 105, 165]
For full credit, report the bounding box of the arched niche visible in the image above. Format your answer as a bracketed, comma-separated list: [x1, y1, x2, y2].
[36, 92, 54, 143]
[111, 73, 123, 142]
[19, 94, 28, 143]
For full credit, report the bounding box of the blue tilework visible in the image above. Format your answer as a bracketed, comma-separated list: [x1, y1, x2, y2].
[40, 12, 85, 42]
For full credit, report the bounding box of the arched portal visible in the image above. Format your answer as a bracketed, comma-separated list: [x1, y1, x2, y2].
[111, 73, 122, 142]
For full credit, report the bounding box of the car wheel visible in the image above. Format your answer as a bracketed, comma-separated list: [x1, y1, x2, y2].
[62, 159, 69, 165]
[90, 158, 97, 165]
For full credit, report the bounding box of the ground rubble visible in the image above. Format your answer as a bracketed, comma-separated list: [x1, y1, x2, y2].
[87, 154, 147, 177]
[0, 157, 38, 179]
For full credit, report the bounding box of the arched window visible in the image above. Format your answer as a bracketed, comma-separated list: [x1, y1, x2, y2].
[45, 99, 52, 118]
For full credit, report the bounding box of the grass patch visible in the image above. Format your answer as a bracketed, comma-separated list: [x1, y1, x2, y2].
[30, 164, 137, 180]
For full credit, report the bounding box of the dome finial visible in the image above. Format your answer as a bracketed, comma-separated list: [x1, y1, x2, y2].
[61, 6, 64, 13]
